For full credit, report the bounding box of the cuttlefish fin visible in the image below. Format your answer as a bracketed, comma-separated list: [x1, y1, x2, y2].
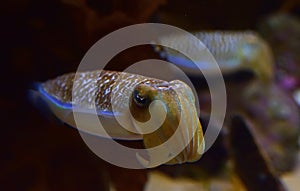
[27, 83, 68, 125]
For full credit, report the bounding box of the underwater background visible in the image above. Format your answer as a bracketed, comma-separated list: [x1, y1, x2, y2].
[1, 0, 300, 190]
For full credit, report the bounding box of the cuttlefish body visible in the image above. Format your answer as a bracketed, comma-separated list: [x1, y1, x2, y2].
[30, 70, 204, 164]
[155, 31, 274, 82]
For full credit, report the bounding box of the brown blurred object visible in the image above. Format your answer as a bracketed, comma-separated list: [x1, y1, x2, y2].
[279, 0, 300, 13]
[230, 115, 287, 191]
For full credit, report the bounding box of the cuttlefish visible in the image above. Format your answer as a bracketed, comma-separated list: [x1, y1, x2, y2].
[30, 70, 204, 165]
[154, 31, 274, 82]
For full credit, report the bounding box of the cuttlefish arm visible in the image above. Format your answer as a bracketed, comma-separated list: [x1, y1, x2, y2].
[129, 80, 204, 164]
[154, 31, 274, 82]
[29, 70, 204, 164]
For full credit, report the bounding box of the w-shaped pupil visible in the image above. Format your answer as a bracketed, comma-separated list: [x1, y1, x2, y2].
[133, 90, 148, 107]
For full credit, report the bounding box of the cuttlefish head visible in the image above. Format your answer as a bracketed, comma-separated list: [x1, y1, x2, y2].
[129, 80, 204, 165]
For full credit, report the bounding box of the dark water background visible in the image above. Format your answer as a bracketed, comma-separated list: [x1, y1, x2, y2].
[1, 0, 299, 190]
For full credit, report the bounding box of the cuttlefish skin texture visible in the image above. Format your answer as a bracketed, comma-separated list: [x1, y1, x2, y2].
[36, 70, 204, 164]
[155, 31, 273, 82]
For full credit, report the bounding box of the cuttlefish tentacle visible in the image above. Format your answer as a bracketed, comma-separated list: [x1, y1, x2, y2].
[31, 70, 204, 164]
[132, 80, 204, 164]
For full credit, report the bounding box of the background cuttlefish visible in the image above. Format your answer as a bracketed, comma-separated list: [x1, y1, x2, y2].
[29, 70, 204, 165]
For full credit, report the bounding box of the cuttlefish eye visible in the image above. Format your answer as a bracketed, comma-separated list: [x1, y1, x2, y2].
[130, 84, 158, 122]
[130, 80, 204, 165]
[133, 90, 150, 107]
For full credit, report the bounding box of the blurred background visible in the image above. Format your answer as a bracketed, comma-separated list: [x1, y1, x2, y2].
[1, 0, 300, 190]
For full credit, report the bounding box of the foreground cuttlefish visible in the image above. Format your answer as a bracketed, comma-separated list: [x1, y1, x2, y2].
[30, 70, 204, 165]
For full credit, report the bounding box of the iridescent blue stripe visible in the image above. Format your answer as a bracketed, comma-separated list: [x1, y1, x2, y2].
[35, 83, 119, 117]
[162, 53, 215, 71]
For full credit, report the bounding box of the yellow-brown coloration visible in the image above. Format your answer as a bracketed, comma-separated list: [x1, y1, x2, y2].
[40, 70, 204, 164]
[155, 31, 274, 83]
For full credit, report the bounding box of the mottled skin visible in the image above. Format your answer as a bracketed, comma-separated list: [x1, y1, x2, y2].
[42, 70, 204, 164]
[155, 31, 273, 82]
[128, 82, 203, 164]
